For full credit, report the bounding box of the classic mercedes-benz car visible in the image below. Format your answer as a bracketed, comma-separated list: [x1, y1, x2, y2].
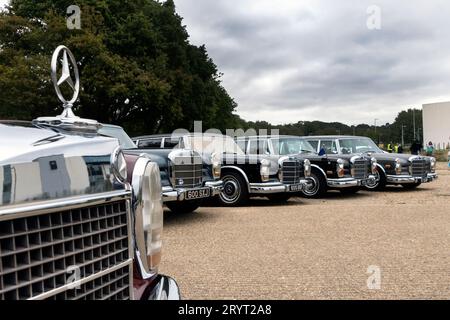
[99, 125, 223, 214]
[0, 46, 180, 300]
[132, 133, 311, 205]
[303, 135, 438, 190]
[236, 135, 377, 198]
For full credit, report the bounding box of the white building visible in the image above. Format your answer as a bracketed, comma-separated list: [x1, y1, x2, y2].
[422, 101, 450, 150]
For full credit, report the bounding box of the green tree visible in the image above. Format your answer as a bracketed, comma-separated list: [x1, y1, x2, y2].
[0, 0, 237, 135]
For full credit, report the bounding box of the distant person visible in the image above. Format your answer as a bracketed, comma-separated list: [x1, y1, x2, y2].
[426, 141, 434, 156]
[387, 142, 393, 153]
[397, 144, 403, 154]
[318, 145, 326, 156]
[410, 140, 422, 155]
[394, 144, 399, 153]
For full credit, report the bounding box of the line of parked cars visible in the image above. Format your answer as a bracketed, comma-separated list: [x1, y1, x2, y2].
[0, 46, 439, 300]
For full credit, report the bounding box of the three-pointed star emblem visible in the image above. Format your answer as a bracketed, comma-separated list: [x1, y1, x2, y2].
[57, 50, 76, 90]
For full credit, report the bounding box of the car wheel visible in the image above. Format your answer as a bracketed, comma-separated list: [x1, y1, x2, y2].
[365, 168, 386, 191]
[218, 172, 249, 206]
[166, 200, 202, 214]
[402, 182, 422, 190]
[302, 170, 327, 198]
[267, 194, 292, 202]
[340, 187, 360, 195]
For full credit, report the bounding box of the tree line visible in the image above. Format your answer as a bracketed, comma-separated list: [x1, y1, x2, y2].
[0, 0, 425, 146]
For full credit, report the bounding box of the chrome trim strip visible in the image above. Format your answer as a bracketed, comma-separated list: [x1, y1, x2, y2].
[0, 190, 131, 220]
[249, 182, 286, 194]
[125, 198, 134, 300]
[327, 178, 361, 188]
[386, 172, 438, 184]
[28, 259, 133, 300]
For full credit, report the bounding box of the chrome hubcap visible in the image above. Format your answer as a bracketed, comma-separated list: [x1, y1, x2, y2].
[366, 171, 380, 189]
[303, 176, 319, 196]
[220, 176, 241, 203]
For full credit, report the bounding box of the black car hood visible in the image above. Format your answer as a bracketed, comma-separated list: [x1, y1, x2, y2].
[367, 152, 428, 162]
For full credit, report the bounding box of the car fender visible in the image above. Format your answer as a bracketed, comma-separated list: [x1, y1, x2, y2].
[221, 166, 251, 193]
[310, 164, 327, 179]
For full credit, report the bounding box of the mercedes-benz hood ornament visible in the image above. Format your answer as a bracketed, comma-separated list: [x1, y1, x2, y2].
[33, 45, 100, 133]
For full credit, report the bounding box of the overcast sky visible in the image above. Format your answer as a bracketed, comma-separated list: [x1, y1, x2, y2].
[174, 0, 450, 125]
[2, 1, 450, 125]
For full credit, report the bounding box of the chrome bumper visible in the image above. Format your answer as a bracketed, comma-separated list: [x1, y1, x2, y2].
[249, 179, 308, 194]
[327, 175, 377, 188]
[162, 180, 223, 202]
[147, 275, 181, 300]
[387, 172, 438, 184]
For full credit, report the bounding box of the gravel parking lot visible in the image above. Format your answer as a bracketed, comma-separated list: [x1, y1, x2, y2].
[160, 163, 450, 300]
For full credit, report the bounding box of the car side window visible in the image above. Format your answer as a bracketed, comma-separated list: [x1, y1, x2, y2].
[319, 140, 338, 154]
[138, 138, 162, 149]
[236, 139, 247, 154]
[248, 140, 259, 154]
[163, 137, 182, 149]
[308, 140, 319, 152]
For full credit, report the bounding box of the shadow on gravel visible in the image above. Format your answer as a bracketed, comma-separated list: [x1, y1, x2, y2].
[201, 196, 305, 208]
[374, 186, 431, 193]
[163, 208, 219, 226]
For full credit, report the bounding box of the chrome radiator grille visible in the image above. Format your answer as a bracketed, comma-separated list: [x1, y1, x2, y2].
[171, 155, 203, 188]
[411, 159, 428, 177]
[0, 200, 132, 300]
[351, 159, 369, 179]
[281, 159, 303, 184]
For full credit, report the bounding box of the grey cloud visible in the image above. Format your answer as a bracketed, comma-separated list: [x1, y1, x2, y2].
[175, 0, 450, 124]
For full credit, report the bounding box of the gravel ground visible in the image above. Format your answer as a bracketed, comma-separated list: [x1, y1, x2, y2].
[160, 162, 450, 300]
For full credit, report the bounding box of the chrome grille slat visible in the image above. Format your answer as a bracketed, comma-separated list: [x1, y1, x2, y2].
[0, 200, 131, 300]
[281, 159, 302, 184]
[171, 155, 203, 189]
[411, 159, 428, 177]
[351, 159, 368, 179]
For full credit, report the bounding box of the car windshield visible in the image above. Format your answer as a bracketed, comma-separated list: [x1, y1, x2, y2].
[338, 138, 381, 154]
[98, 125, 137, 149]
[271, 137, 317, 155]
[186, 134, 245, 155]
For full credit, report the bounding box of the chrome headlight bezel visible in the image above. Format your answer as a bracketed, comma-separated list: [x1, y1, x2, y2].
[336, 158, 345, 178]
[395, 158, 402, 175]
[371, 157, 378, 174]
[430, 157, 436, 172]
[111, 146, 128, 183]
[132, 158, 163, 279]
[211, 152, 222, 180]
[260, 158, 271, 182]
[303, 159, 311, 177]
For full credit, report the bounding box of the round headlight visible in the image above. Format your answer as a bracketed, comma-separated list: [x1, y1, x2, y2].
[337, 158, 345, 178]
[430, 157, 436, 171]
[395, 158, 402, 175]
[260, 158, 271, 182]
[211, 152, 222, 179]
[132, 158, 163, 278]
[111, 146, 127, 183]
[304, 159, 311, 177]
[371, 157, 378, 174]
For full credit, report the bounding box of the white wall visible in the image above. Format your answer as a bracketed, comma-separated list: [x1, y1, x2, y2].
[422, 101, 450, 150]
